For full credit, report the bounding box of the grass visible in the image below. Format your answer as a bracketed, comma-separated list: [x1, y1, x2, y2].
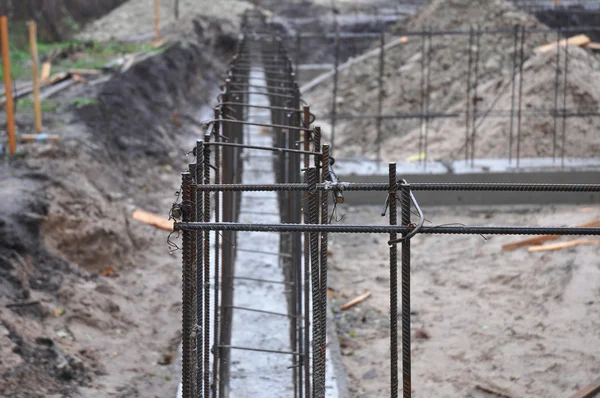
[71, 97, 100, 109]
[16, 98, 60, 113]
[1, 35, 156, 82]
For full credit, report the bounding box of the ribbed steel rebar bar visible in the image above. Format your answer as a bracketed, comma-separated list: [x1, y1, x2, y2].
[389, 164, 399, 397]
[182, 172, 193, 398]
[175, 223, 600, 236]
[400, 182, 411, 398]
[195, 144, 204, 397]
[195, 182, 600, 193]
[516, 25, 526, 168]
[212, 112, 221, 398]
[203, 137, 212, 398]
[308, 167, 321, 398]
[318, 145, 330, 398]
[303, 108, 312, 398]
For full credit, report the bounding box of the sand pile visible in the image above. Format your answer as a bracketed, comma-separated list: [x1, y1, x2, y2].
[77, 0, 252, 42]
[305, 0, 600, 161]
[384, 45, 600, 161]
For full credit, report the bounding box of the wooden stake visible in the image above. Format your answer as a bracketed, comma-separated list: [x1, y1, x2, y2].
[0, 16, 16, 155]
[154, 0, 160, 42]
[340, 291, 371, 311]
[502, 219, 600, 251]
[528, 239, 600, 253]
[569, 378, 600, 398]
[132, 209, 174, 231]
[28, 21, 42, 134]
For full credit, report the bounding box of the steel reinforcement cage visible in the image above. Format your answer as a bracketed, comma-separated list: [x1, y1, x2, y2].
[295, 23, 600, 166]
[173, 9, 600, 398]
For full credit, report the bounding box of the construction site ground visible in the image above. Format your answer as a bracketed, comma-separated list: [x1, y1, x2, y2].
[1, 1, 599, 397]
[327, 204, 600, 397]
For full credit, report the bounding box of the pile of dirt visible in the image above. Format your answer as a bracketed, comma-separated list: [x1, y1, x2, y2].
[384, 45, 600, 161]
[0, 18, 230, 397]
[305, 0, 600, 162]
[77, 0, 253, 42]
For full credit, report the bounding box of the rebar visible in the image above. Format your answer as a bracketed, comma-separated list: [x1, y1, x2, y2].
[177, 12, 600, 398]
[389, 163, 399, 397]
[212, 112, 221, 398]
[318, 145, 330, 398]
[400, 182, 411, 398]
[516, 25, 526, 168]
[308, 167, 321, 398]
[182, 172, 194, 398]
[195, 143, 204, 397]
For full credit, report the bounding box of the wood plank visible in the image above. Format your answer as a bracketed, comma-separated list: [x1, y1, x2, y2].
[528, 239, 600, 253]
[40, 62, 51, 81]
[39, 79, 77, 100]
[132, 209, 174, 231]
[67, 68, 102, 75]
[340, 291, 371, 311]
[569, 378, 600, 398]
[21, 134, 60, 142]
[535, 34, 591, 54]
[586, 42, 600, 51]
[502, 219, 600, 251]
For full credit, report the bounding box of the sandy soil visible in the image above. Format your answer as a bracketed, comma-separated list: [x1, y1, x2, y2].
[77, 0, 253, 42]
[326, 204, 600, 397]
[0, 19, 227, 397]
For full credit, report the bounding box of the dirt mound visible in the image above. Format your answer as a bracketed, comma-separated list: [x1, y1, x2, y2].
[0, 20, 228, 397]
[305, 0, 600, 162]
[384, 45, 600, 161]
[77, 0, 253, 42]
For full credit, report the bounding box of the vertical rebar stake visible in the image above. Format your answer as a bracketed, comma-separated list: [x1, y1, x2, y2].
[552, 28, 561, 162]
[319, 144, 331, 398]
[303, 106, 312, 398]
[376, 31, 386, 162]
[389, 163, 399, 398]
[331, 25, 340, 155]
[561, 25, 570, 168]
[401, 181, 412, 398]
[508, 25, 519, 164]
[418, 30, 426, 162]
[203, 136, 211, 398]
[465, 26, 474, 163]
[212, 110, 221, 398]
[195, 141, 205, 397]
[471, 27, 481, 166]
[182, 172, 193, 398]
[424, 29, 433, 168]
[307, 167, 320, 398]
[516, 25, 525, 169]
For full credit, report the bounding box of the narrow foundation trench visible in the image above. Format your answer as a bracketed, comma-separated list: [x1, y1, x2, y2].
[227, 69, 292, 396]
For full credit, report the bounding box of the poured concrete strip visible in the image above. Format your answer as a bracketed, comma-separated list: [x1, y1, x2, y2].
[334, 157, 600, 206]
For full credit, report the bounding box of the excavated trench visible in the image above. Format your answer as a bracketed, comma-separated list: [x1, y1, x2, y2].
[0, 20, 234, 397]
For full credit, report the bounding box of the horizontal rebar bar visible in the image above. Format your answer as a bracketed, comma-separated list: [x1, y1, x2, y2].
[227, 305, 299, 318]
[175, 222, 600, 236]
[219, 345, 301, 356]
[195, 182, 600, 193]
[204, 142, 318, 155]
[201, 119, 313, 132]
[237, 248, 293, 258]
[230, 276, 294, 285]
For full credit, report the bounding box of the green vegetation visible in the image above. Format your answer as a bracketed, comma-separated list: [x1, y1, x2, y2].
[1, 32, 156, 82]
[71, 97, 100, 109]
[16, 98, 59, 113]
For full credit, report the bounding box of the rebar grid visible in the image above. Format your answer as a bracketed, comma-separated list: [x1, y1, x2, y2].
[175, 8, 600, 398]
[298, 24, 600, 165]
